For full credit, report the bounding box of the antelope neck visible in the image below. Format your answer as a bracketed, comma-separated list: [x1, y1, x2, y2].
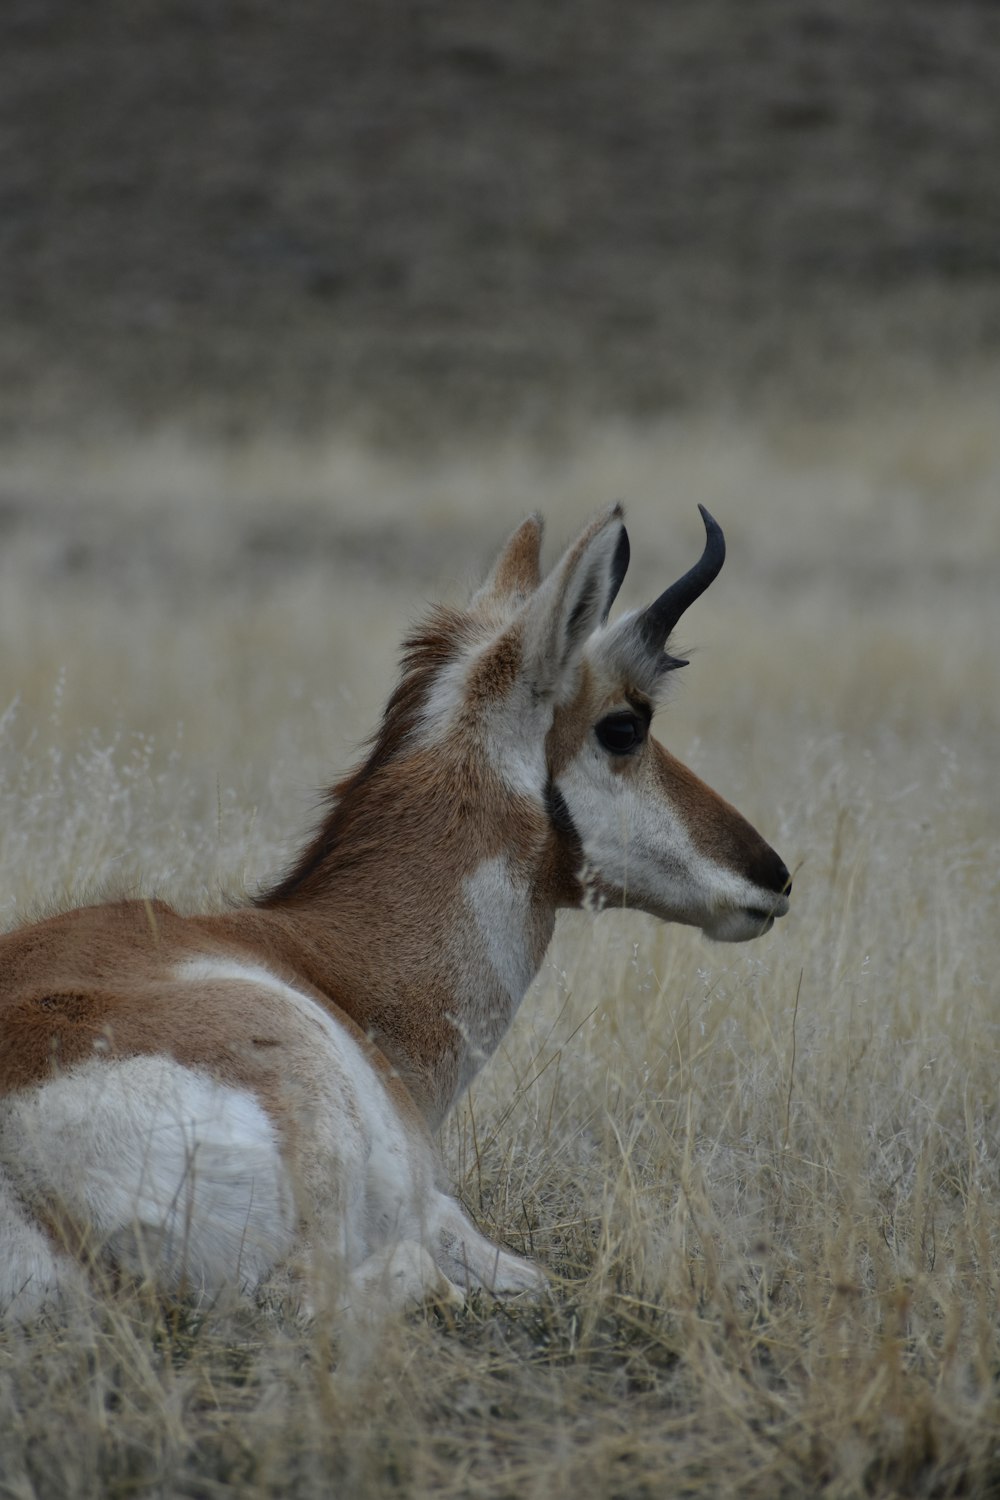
[254, 837, 557, 1131]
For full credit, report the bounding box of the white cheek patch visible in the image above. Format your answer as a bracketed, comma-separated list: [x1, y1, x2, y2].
[558, 751, 691, 909]
[556, 751, 778, 922]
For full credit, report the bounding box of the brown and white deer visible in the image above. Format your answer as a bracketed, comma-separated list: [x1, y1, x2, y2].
[0, 505, 790, 1323]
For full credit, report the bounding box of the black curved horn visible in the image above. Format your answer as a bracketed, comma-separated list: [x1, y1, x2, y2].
[639, 505, 726, 652]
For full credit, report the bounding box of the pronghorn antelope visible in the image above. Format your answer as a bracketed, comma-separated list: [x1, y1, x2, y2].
[0, 505, 790, 1323]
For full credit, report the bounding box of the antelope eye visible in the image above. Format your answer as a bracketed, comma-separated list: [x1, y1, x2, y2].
[595, 713, 645, 755]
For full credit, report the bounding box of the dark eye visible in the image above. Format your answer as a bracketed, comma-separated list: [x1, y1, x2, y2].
[595, 713, 645, 755]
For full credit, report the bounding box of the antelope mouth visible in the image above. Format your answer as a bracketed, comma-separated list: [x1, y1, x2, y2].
[744, 903, 783, 928]
[745, 909, 775, 931]
[703, 892, 790, 943]
[744, 890, 791, 925]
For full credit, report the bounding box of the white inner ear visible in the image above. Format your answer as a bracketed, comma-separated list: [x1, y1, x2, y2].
[521, 516, 627, 702]
[417, 514, 628, 778]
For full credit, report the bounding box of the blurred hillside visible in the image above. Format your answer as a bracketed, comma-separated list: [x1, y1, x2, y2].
[3, 0, 1000, 445]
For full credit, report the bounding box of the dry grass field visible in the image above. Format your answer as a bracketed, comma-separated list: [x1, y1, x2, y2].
[0, 381, 998, 1496]
[4, 4, 1000, 1489]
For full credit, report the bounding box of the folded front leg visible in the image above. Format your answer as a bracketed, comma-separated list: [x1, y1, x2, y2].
[430, 1193, 547, 1296]
[341, 1239, 465, 1319]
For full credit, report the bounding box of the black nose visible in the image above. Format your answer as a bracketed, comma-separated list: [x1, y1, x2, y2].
[752, 846, 791, 897]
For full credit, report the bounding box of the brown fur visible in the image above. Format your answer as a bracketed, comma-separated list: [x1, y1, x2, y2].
[0, 507, 787, 1150]
[464, 629, 522, 712]
[0, 506, 795, 1331]
[544, 661, 597, 777]
[260, 605, 474, 905]
[474, 516, 543, 606]
[0, 708, 562, 1127]
[0, 899, 433, 1142]
[650, 744, 789, 894]
[246, 743, 556, 1119]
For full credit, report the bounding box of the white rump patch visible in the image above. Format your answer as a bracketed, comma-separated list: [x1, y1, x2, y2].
[178, 956, 440, 1266]
[1, 1054, 295, 1308]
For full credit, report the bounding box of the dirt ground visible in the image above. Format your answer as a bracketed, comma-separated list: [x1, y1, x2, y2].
[3, 0, 1000, 444]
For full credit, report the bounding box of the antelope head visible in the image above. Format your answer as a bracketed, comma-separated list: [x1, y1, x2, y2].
[467, 503, 791, 941]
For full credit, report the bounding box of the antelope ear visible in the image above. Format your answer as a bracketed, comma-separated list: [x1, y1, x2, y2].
[519, 503, 629, 699]
[472, 515, 544, 609]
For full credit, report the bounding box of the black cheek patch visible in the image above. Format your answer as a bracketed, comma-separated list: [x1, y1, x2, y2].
[545, 778, 581, 844]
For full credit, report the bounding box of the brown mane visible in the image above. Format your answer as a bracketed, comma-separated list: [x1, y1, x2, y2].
[257, 605, 474, 906]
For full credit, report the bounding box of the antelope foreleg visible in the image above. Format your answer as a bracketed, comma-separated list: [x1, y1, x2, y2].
[430, 1194, 547, 1297]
